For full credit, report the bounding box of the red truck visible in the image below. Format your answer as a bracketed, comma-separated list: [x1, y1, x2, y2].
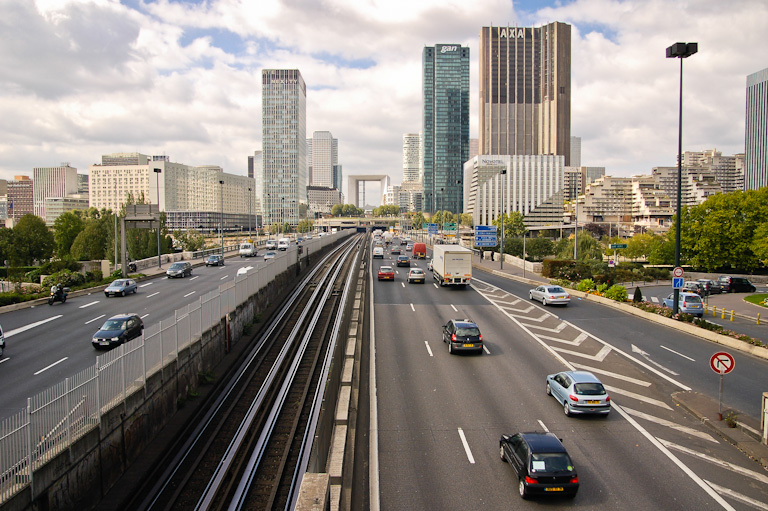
[412, 242, 427, 259]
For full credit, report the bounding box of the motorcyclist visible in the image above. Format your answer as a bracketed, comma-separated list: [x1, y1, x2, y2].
[53, 283, 64, 300]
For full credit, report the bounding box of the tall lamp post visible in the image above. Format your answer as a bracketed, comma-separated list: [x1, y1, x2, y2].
[500, 165, 507, 269]
[666, 41, 698, 314]
[153, 168, 162, 269]
[219, 180, 224, 258]
[248, 187, 252, 239]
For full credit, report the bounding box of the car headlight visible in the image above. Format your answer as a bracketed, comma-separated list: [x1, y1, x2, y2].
[92, 337, 99, 342]
[111, 337, 120, 342]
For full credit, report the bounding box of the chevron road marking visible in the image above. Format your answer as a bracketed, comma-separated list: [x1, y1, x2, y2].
[498, 304, 535, 314]
[552, 344, 612, 362]
[651, 296, 660, 303]
[623, 408, 717, 442]
[659, 440, 768, 485]
[604, 385, 672, 409]
[522, 320, 567, 331]
[705, 480, 768, 510]
[572, 363, 651, 387]
[539, 332, 589, 346]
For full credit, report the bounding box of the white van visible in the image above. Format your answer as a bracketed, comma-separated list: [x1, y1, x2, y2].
[265, 239, 278, 250]
[278, 238, 290, 251]
[239, 242, 256, 257]
[373, 246, 384, 259]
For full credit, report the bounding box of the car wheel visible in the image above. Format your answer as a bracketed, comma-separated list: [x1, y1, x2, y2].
[542, 297, 547, 306]
[519, 478, 529, 499]
[448, 342, 453, 354]
[500, 445, 506, 462]
[529, 293, 533, 300]
[546, 382, 551, 395]
[121, 291, 125, 297]
[105, 293, 109, 298]
[563, 401, 571, 417]
[61, 295, 66, 303]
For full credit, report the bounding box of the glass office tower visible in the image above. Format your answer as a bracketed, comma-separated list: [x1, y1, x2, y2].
[745, 67, 768, 190]
[422, 44, 470, 214]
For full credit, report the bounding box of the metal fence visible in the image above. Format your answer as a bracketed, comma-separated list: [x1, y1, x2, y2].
[0, 234, 346, 504]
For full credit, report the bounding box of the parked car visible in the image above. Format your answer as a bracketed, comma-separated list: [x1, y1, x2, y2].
[407, 268, 426, 284]
[717, 275, 756, 293]
[546, 370, 611, 416]
[682, 281, 705, 296]
[696, 279, 722, 294]
[205, 255, 224, 266]
[442, 319, 483, 354]
[104, 278, 138, 297]
[92, 313, 144, 349]
[396, 255, 410, 267]
[529, 285, 571, 306]
[263, 251, 277, 261]
[499, 432, 579, 499]
[166, 261, 192, 278]
[662, 292, 704, 317]
[377, 266, 395, 281]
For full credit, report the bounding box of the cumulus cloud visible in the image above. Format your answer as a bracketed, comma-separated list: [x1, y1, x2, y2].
[0, 0, 764, 202]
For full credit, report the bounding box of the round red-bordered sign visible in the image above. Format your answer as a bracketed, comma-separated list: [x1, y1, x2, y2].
[673, 267, 684, 278]
[710, 352, 735, 374]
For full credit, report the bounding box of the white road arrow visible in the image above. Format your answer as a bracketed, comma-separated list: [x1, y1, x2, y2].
[631, 344, 679, 375]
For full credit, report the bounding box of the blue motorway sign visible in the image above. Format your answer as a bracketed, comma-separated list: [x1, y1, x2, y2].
[673, 277, 684, 289]
[427, 223, 438, 234]
[475, 225, 495, 232]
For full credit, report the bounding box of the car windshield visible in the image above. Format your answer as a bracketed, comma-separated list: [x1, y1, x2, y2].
[456, 327, 480, 337]
[530, 452, 573, 473]
[574, 382, 605, 395]
[101, 320, 127, 331]
[111, 280, 127, 286]
[170, 263, 184, 269]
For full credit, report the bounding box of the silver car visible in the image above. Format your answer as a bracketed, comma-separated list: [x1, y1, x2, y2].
[529, 285, 571, 306]
[662, 292, 704, 317]
[546, 371, 610, 416]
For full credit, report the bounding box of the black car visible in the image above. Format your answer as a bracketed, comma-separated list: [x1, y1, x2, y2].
[166, 261, 192, 278]
[92, 313, 144, 349]
[442, 319, 483, 354]
[682, 281, 705, 296]
[205, 255, 224, 266]
[500, 432, 579, 499]
[717, 275, 756, 293]
[396, 255, 410, 267]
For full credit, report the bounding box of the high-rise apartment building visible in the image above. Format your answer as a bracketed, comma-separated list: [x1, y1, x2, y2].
[308, 131, 338, 188]
[33, 164, 79, 218]
[570, 136, 581, 167]
[262, 69, 307, 227]
[745, 67, 767, 190]
[8, 176, 33, 221]
[479, 23, 571, 164]
[682, 149, 744, 193]
[422, 44, 470, 214]
[402, 133, 422, 183]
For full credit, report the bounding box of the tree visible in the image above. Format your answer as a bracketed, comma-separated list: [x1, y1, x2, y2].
[526, 237, 555, 261]
[556, 231, 602, 261]
[624, 232, 660, 261]
[492, 211, 526, 239]
[71, 221, 110, 261]
[173, 229, 205, 252]
[13, 214, 55, 265]
[52, 211, 85, 259]
[458, 213, 473, 227]
[583, 222, 609, 238]
[412, 212, 426, 229]
[297, 219, 314, 233]
[751, 222, 768, 267]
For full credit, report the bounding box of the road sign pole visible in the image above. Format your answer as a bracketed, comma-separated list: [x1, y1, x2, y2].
[719, 374, 724, 420]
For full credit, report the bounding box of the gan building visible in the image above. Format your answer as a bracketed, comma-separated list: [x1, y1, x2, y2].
[479, 23, 571, 164]
[745, 67, 768, 190]
[262, 69, 308, 227]
[422, 44, 470, 214]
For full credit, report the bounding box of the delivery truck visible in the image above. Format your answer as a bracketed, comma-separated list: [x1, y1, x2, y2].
[412, 242, 427, 259]
[432, 245, 472, 287]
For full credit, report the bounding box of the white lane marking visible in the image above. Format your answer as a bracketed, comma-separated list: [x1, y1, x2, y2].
[537, 420, 549, 432]
[651, 296, 659, 303]
[538, 332, 588, 346]
[183, 291, 196, 298]
[623, 408, 717, 442]
[553, 344, 612, 362]
[139, 282, 153, 288]
[519, 314, 556, 325]
[659, 440, 768, 484]
[572, 364, 651, 387]
[34, 357, 68, 376]
[424, 341, 433, 357]
[705, 480, 768, 510]
[190, 276, 199, 281]
[0, 358, 9, 364]
[401, 283, 405, 288]
[147, 292, 159, 298]
[433, 283, 439, 289]
[410, 303, 415, 311]
[660, 345, 695, 361]
[140, 314, 149, 319]
[457, 427, 475, 464]
[79, 301, 99, 309]
[5, 315, 62, 338]
[631, 344, 680, 375]
[220, 276, 229, 280]
[450, 304, 458, 312]
[603, 385, 672, 409]
[483, 345, 491, 355]
[85, 315, 106, 325]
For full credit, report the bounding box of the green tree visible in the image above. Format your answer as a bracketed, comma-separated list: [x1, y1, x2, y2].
[0, 228, 16, 267]
[52, 211, 85, 259]
[458, 213, 473, 227]
[557, 231, 602, 261]
[751, 222, 768, 266]
[173, 229, 205, 251]
[624, 232, 660, 261]
[412, 212, 426, 229]
[13, 214, 55, 265]
[71, 221, 110, 261]
[647, 234, 674, 265]
[492, 211, 526, 239]
[526, 237, 555, 261]
[297, 219, 314, 233]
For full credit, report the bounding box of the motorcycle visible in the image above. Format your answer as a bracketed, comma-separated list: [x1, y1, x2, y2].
[128, 261, 137, 272]
[48, 286, 69, 305]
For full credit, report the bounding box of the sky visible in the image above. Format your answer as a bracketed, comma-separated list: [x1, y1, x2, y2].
[1, 0, 766, 204]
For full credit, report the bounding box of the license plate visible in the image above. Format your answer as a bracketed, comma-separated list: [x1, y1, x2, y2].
[463, 344, 474, 348]
[100, 340, 109, 346]
[586, 400, 600, 404]
[545, 487, 564, 492]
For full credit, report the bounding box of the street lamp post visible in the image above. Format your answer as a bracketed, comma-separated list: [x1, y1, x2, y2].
[153, 168, 162, 269]
[666, 41, 698, 315]
[219, 180, 224, 258]
[500, 165, 507, 269]
[248, 187, 252, 239]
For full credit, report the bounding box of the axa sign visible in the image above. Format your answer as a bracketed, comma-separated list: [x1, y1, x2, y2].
[498, 27, 525, 39]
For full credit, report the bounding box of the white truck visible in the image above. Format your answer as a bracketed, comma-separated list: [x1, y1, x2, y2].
[432, 245, 472, 287]
[239, 242, 257, 257]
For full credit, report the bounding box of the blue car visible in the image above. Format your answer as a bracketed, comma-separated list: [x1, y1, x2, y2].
[662, 292, 704, 317]
[104, 279, 138, 297]
[92, 313, 144, 349]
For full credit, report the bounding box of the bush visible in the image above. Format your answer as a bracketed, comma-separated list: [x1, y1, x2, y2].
[549, 279, 572, 288]
[604, 285, 628, 302]
[597, 283, 609, 294]
[41, 269, 86, 289]
[85, 270, 103, 282]
[24, 260, 82, 284]
[577, 279, 596, 292]
[633, 287, 644, 303]
[542, 259, 574, 278]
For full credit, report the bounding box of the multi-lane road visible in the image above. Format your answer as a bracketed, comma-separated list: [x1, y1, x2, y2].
[371, 244, 768, 510]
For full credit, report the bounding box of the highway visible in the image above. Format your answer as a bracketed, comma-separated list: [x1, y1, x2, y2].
[372, 245, 768, 510]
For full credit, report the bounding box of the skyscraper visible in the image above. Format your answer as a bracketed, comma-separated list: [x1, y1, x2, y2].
[308, 131, 338, 188]
[745, 67, 767, 190]
[479, 23, 571, 163]
[261, 69, 307, 227]
[402, 133, 421, 183]
[422, 44, 470, 214]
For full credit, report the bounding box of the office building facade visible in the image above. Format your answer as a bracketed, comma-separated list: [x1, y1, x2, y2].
[402, 133, 422, 183]
[422, 44, 470, 214]
[745, 67, 767, 190]
[262, 69, 308, 227]
[479, 23, 571, 164]
[33, 164, 79, 218]
[308, 131, 338, 188]
[8, 176, 33, 221]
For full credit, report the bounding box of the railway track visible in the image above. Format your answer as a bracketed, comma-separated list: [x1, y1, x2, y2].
[135, 235, 362, 511]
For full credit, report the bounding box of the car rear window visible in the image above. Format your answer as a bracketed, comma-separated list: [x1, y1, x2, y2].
[684, 295, 702, 303]
[530, 452, 573, 473]
[574, 382, 605, 395]
[456, 327, 480, 337]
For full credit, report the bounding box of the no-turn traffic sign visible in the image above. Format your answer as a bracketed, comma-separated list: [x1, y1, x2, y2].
[710, 352, 735, 374]
[673, 267, 684, 278]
